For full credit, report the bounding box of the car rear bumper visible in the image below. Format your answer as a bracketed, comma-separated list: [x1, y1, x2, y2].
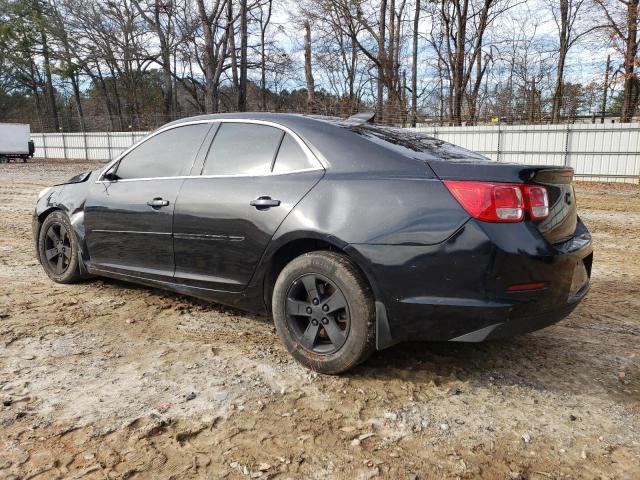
[448, 281, 589, 342]
[346, 217, 592, 347]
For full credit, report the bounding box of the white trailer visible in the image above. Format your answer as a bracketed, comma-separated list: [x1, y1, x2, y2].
[0, 123, 35, 163]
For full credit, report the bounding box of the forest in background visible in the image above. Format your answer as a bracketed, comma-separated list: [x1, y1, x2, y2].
[0, 0, 638, 132]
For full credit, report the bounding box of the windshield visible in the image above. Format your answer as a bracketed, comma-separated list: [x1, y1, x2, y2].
[343, 124, 489, 162]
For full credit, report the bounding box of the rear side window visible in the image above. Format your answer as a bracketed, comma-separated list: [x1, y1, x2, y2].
[202, 123, 284, 176]
[116, 124, 210, 179]
[272, 134, 315, 173]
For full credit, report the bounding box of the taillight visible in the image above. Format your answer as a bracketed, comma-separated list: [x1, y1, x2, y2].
[524, 185, 549, 220]
[443, 181, 524, 222]
[443, 180, 549, 223]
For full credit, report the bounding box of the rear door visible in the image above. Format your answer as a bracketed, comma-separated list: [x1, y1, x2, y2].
[84, 122, 212, 281]
[173, 121, 324, 291]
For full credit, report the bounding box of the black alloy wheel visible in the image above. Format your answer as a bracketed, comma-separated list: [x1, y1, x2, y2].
[43, 223, 72, 275]
[285, 273, 350, 354]
[38, 211, 82, 284]
[272, 251, 376, 374]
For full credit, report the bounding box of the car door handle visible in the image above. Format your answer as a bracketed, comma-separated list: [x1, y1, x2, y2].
[147, 198, 170, 208]
[250, 196, 281, 209]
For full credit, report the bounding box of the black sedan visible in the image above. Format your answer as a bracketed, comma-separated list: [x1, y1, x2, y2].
[33, 113, 592, 373]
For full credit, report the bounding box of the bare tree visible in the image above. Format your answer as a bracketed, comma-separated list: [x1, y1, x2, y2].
[300, 0, 369, 114]
[238, 0, 248, 111]
[303, 20, 316, 112]
[411, 0, 420, 126]
[594, 0, 639, 122]
[0, 0, 634, 130]
[439, 0, 513, 125]
[334, 0, 409, 122]
[377, 0, 387, 120]
[132, 0, 176, 117]
[195, 0, 230, 113]
[601, 53, 612, 121]
[228, 0, 239, 90]
[258, 0, 273, 110]
[546, 0, 600, 123]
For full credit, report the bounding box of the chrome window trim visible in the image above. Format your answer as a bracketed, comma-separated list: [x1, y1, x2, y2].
[96, 167, 324, 183]
[96, 118, 326, 184]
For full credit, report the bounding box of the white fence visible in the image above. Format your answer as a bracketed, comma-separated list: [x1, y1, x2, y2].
[31, 131, 149, 162]
[31, 123, 640, 182]
[414, 123, 640, 183]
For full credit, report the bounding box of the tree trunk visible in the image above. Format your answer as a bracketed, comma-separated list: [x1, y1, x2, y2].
[392, 0, 405, 115]
[620, 0, 639, 122]
[551, 0, 569, 124]
[411, 0, 420, 127]
[260, 0, 272, 111]
[260, 31, 267, 111]
[157, 15, 173, 117]
[196, 0, 217, 113]
[137, 0, 174, 117]
[40, 29, 59, 131]
[304, 20, 315, 113]
[238, 0, 248, 112]
[61, 39, 85, 131]
[377, 0, 387, 123]
[388, 0, 396, 98]
[92, 63, 116, 130]
[70, 72, 85, 131]
[467, 51, 487, 125]
[601, 54, 611, 123]
[349, 38, 357, 113]
[227, 0, 239, 89]
[452, 1, 468, 126]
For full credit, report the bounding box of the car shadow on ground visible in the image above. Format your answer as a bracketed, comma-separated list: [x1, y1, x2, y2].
[355, 331, 637, 406]
[88, 277, 636, 406]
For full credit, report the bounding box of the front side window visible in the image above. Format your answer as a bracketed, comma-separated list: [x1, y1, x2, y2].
[115, 124, 210, 179]
[202, 123, 284, 176]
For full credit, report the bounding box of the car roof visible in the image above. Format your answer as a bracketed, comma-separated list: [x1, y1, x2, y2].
[166, 112, 344, 130]
[165, 112, 481, 175]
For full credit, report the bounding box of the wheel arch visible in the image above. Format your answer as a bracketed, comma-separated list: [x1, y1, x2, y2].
[35, 206, 92, 277]
[37, 206, 64, 223]
[261, 233, 380, 315]
[261, 233, 397, 352]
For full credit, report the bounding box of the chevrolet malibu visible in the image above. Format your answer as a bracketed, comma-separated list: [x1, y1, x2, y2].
[33, 113, 592, 373]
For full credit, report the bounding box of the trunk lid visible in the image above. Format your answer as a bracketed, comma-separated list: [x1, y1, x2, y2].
[429, 160, 577, 245]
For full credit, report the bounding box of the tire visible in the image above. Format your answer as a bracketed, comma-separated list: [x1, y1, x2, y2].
[37, 211, 82, 284]
[272, 251, 375, 374]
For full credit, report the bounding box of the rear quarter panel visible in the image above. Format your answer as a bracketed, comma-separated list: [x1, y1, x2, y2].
[273, 172, 470, 246]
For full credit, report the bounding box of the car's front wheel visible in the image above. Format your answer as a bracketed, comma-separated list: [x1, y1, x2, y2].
[272, 251, 375, 374]
[38, 211, 82, 284]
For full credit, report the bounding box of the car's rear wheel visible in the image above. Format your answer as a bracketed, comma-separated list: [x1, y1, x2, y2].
[38, 211, 82, 284]
[272, 251, 375, 374]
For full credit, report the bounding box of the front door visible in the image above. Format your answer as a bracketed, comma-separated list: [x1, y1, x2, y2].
[173, 122, 324, 291]
[84, 122, 212, 281]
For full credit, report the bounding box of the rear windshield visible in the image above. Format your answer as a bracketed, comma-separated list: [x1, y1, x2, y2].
[343, 124, 489, 162]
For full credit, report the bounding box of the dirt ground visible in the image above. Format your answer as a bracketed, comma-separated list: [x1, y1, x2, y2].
[0, 159, 638, 480]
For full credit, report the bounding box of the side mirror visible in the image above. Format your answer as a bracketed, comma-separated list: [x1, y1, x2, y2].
[101, 165, 120, 182]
